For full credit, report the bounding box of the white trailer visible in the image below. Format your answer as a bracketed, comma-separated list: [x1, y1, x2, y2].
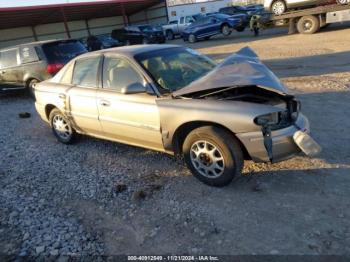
[166, 0, 233, 21]
[270, 3, 350, 34]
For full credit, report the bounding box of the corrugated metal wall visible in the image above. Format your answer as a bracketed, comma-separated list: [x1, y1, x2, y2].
[0, 2, 167, 49]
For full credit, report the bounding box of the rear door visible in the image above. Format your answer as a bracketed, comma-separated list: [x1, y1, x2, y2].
[67, 55, 103, 135]
[97, 55, 163, 151]
[0, 48, 23, 89]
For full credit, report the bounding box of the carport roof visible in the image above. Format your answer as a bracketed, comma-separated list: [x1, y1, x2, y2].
[0, 0, 163, 30]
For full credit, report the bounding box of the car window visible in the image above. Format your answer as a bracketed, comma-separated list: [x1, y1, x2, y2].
[20, 46, 39, 64]
[103, 57, 144, 92]
[185, 16, 194, 23]
[42, 41, 86, 64]
[72, 56, 100, 87]
[137, 47, 216, 92]
[0, 49, 18, 68]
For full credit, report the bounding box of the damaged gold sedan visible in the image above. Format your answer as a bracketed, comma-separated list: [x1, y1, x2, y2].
[34, 45, 321, 187]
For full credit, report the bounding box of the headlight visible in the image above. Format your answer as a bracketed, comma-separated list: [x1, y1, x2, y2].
[254, 112, 280, 126]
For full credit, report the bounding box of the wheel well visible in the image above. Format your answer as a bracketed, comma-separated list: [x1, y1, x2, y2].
[221, 23, 229, 29]
[25, 78, 37, 88]
[45, 104, 56, 121]
[172, 121, 251, 160]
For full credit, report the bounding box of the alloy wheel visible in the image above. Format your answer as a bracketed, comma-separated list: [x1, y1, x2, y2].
[52, 114, 73, 140]
[190, 140, 225, 178]
[272, 1, 286, 15]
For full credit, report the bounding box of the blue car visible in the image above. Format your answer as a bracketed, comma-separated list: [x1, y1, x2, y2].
[183, 13, 248, 43]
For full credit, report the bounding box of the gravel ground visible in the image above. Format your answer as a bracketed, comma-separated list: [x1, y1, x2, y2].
[1, 24, 350, 258]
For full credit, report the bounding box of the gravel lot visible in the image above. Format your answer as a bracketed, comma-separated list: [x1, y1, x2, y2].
[1, 24, 350, 258]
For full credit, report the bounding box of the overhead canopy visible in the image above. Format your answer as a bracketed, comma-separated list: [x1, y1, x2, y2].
[0, 0, 163, 30]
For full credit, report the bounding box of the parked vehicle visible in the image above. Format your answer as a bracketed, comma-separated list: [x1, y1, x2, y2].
[266, 2, 350, 33]
[183, 13, 249, 43]
[0, 39, 87, 96]
[111, 25, 166, 45]
[85, 34, 122, 51]
[162, 14, 204, 40]
[34, 45, 320, 187]
[219, 4, 264, 18]
[264, 0, 348, 15]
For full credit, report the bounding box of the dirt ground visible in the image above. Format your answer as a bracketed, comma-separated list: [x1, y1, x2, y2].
[1, 24, 350, 257]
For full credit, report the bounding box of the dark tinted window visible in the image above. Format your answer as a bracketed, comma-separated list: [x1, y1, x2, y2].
[42, 40, 86, 64]
[20, 46, 39, 64]
[103, 57, 143, 92]
[0, 49, 18, 68]
[72, 56, 100, 87]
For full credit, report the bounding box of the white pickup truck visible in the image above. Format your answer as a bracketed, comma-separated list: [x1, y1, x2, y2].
[162, 15, 202, 40]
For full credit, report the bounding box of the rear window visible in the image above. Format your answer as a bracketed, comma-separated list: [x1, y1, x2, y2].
[41, 41, 86, 64]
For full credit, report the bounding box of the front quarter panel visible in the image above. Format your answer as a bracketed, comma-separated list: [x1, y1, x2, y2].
[156, 97, 283, 152]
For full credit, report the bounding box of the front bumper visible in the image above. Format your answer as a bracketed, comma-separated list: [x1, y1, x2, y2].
[236, 113, 310, 163]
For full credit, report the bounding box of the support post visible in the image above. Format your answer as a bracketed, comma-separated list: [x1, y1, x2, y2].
[31, 26, 38, 41]
[121, 3, 129, 26]
[60, 7, 71, 39]
[85, 20, 91, 36]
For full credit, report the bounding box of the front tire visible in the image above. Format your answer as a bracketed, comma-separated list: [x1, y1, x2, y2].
[221, 24, 231, 36]
[183, 126, 244, 187]
[188, 34, 197, 43]
[49, 109, 76, 144]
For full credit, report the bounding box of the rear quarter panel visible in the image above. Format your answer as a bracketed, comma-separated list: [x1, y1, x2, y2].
[34, 81, 71, 121]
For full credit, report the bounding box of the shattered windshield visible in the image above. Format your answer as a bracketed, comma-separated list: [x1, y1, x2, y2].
[136, 47, 216, 92]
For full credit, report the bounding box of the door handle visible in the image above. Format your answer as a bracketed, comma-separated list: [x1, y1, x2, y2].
[99, 100, 110, 107]
[59, 93, 66, 99]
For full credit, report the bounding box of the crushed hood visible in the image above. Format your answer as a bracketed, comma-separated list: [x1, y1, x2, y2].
[172, 47, 289, 97]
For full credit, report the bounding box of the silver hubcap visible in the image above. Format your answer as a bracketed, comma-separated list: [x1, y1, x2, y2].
[222, 26, 230, 35]
[303, 20, 313, 31]
[272, 2, 285, 15]
[53, 115, 72, 140]
[190, 140, 225, 178]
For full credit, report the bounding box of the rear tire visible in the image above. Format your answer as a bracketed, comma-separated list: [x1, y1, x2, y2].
[183, 126, 244, 187]
[49, 108, 76, 144]
[27, 78, 39, 99]
[297, 15, 320, 34]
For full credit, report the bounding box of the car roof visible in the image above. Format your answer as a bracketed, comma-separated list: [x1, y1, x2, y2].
[0, 39, 79, 51]
[78, 44, 181, 58]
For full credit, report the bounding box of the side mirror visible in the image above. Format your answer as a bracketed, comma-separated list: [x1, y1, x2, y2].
[121, 82, 146, 94]
[211, 18, 217, 23]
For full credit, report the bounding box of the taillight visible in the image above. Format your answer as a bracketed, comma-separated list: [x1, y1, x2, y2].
[46, 63, 64, 74]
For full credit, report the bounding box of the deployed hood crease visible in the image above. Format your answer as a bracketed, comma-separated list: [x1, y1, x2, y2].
[172, 47, 289, 97]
